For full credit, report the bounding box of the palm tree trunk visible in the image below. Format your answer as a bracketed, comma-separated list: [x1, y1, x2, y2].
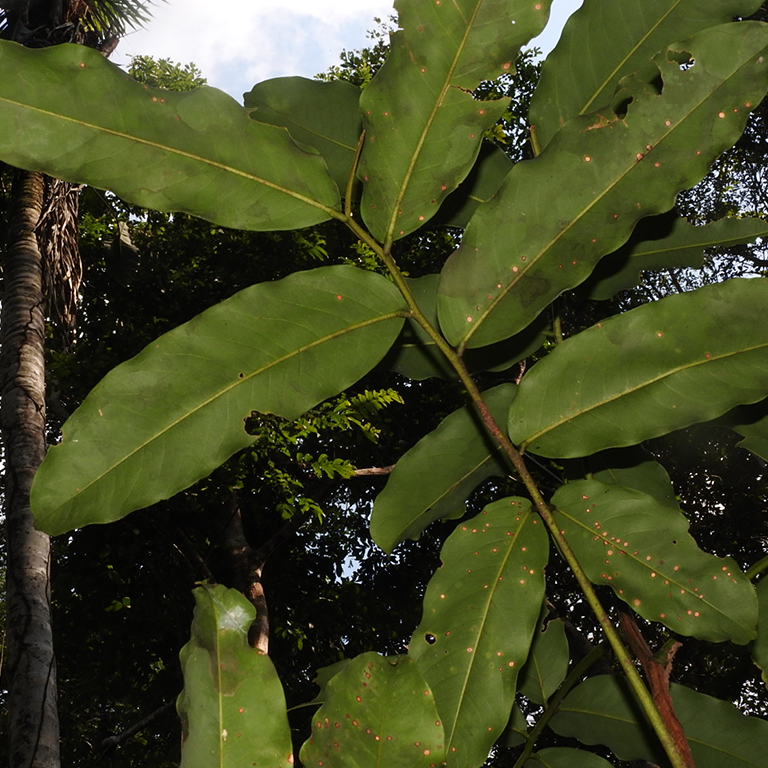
[2, 169, 60, 768]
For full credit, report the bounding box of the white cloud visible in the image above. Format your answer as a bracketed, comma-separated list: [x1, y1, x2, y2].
[111, 0, 581, 101]
[113, 0, 395, 99]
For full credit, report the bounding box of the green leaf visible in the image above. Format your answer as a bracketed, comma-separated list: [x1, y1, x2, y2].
[243, 76, 362, 196]
[525, 747, 614, 768]
[508, 278, 768, 459]
[32, 266, 406, 535]
[550, 675, 768, 768]
[584, 213, 768, 300]
[727, 397, 768, 462]
[552, 480, 757, 644]
[518, 618, 570, 705]
[753, 578, 768, 689]
[178, 584, 293, 768]
[499, 703, 529, 748]
[529, 0, 764, 151]
[581, 447, 679, 509]
[371, 384, 515, 554]
[434, 142, 514, 229]
[383, 275, 544, 381]
[0, 42, 339, 230]
[358, 0, 551, 243]
[410, 498, 548, 768]
[299, 653, 446, 768]
[438, 24, 768, 349]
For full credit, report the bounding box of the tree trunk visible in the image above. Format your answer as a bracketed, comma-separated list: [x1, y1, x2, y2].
[2, 169, 60, 768]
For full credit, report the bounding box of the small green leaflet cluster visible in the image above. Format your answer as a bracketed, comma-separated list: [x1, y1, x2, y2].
[1, 0, 767, 765]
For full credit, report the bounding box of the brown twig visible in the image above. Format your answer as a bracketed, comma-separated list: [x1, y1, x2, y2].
[618, 610, 695, 768]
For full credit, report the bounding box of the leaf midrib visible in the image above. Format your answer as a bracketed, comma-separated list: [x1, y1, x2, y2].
[53, 310, 404, 514]
[462, 45, 758, 347]
[0, 95, 337, 213]
[523, 337, 768, 449]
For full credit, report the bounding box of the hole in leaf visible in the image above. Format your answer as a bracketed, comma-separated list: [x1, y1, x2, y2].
[425, 633, 436, 645]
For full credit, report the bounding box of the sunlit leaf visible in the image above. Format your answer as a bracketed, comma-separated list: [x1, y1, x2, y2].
[550, 674, 768, 768]
[529, 0, 764, 150]
[410, 498, 548, 768]
[0, 42, 340, 230]
[299, 653, 446, 768]
[244, 76, 362, 195]
[552, 480, 757, 644]
[32, 266, 406, 535]
[358, 0, 551, 243]
[178, 584, 293, 768]
[509, 278, 768, 459]
[438, 24, 768, 348]
[371, 384, 515, 554]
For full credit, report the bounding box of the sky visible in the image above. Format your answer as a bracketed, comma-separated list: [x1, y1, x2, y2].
[111, 0, 583, 102]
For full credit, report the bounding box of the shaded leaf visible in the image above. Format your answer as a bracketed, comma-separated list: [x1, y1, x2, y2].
[518, 618, 569, 705]
[32, 266, 406, 535]
[358, 0, 551, 243]
[499, 703, 529, 748]
[582, 447, 678, 509]
[550, 675, 768, 768]
[529, 0, 764, 151]
[552, 480, 757, 644]
[525, 747, 614, 768]
[178, 584, 293, 768]
[584, 213, 768, 300]
[382, 274, 543, 380]
[434, 142, 514, 229]
[0, 42, 339, 230]
[727, 396, 768, 462]
[508, 278, 768, 459]
[299, 653, 446, 768]
[438, 24, 768, 348]
[371, 384, 515, 553]
[754, 578, 768, 688]
[244, 76, 362, 196]
[410, 498, 548, 768]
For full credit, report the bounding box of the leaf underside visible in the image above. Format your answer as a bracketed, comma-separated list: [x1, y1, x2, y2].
[178, 584, 293, 768]
[529, 0, 765, 150]
[32, 266, 406, 535]
[508, 278, 768, 459]
[410, 498, 548, 768]
[0, 42, 339, 230]
[552, 480, 757, 644]
[438, 23, 768, 348]
[358, 0, 551, 243]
